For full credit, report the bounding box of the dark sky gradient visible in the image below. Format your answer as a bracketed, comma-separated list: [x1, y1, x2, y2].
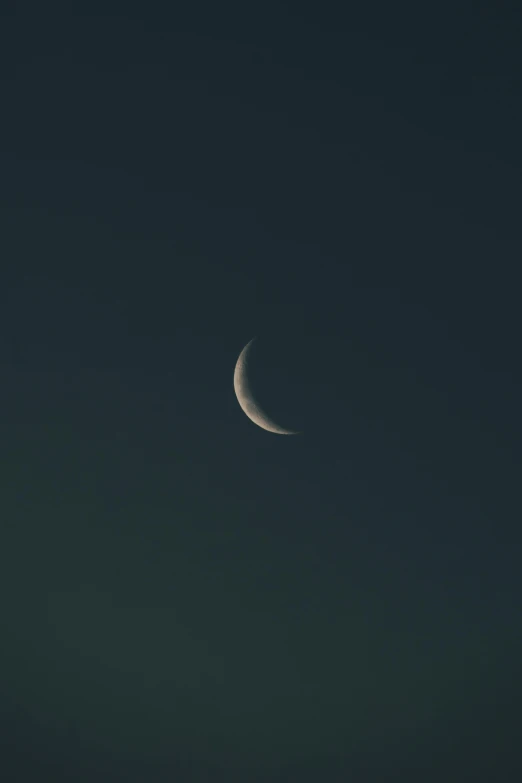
[0, 6, 521, 781]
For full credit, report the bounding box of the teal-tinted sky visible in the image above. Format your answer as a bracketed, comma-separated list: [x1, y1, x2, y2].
[1, 6, 521, 781]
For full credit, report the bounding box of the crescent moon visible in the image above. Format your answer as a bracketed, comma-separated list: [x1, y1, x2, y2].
[234, 338, 299, 435]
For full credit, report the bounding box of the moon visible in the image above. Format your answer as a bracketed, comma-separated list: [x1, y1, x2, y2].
[234, 338, 299, 435]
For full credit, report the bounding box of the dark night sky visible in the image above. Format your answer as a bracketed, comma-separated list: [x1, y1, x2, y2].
[0, 5, 521, 781]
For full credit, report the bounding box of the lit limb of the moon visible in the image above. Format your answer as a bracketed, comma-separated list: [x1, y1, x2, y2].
[233, 338, 299, 435]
